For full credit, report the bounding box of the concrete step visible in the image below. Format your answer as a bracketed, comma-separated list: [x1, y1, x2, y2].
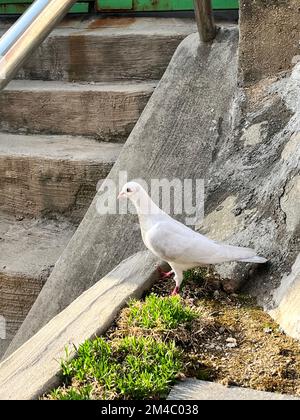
[168, 379, 299, 401]
[0, 80, 156, 140]
[0, 133, 122, 222]
[0, 212, 76, 358]
[0, 17, 196, 82]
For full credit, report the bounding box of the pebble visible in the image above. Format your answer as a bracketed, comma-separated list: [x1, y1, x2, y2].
[226, 337, 238, 348]
[264, 327, 273, 334]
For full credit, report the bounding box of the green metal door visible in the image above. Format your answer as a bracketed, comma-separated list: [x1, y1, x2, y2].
[0, 0, 91, 14]
[0, 0, 239, 14]
[97, 0, 239, 12]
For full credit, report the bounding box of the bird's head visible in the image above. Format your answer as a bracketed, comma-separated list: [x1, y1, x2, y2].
[118, 181, 142, 201]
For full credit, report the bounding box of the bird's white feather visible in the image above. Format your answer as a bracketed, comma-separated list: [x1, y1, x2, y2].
[144, 220, 264, 266]
[119, 181, 267, 288]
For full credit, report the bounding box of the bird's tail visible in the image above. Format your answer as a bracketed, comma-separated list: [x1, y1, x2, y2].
[220, 244, 268, 264]
[239, 255, 268, 264]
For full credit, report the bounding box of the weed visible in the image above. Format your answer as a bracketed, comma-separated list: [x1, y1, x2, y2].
[127, 294, 198, 330]
[49, 336, 182, 400]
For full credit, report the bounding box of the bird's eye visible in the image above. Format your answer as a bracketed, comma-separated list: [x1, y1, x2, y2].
[127, 188, 132, 193]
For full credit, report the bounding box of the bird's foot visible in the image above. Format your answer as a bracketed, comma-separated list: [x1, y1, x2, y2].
[157, 267, 174, 279]
[171, 286, 180, 296]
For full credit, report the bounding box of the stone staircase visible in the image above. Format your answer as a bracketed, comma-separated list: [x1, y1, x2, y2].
[0, 16, 196, 357]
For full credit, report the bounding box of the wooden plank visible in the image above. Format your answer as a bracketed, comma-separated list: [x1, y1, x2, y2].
[194, 0, 216, 42]
[0, 251, 159, 400]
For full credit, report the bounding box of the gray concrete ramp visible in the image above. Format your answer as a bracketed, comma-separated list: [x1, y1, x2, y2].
[168, 379, 298, 401]
[5, 28, 239, 357]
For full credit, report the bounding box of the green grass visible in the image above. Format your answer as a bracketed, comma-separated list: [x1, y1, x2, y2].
[183, 268, 206, 283]
[50, 336, 182, 400]
[127, 294, 198, 330]
[50, 385, 93, 400]
[48, 295, 199, 400]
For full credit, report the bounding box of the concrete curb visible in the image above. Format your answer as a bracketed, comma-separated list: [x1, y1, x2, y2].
[168, 379, 299, 401]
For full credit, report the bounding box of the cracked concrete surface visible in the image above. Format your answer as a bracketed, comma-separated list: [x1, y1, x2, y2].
[280, 176, 300, 233]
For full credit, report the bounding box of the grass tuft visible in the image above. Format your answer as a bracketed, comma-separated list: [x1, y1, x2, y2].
[127, 294, 198, 330]
[49, 336, 182, 400]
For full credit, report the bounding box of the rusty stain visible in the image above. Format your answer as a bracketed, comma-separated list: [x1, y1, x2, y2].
[68, 34, 88, 82]
[88, 17, 136, 29]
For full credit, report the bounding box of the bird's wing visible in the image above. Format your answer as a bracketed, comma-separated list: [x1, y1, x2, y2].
[145, 220, 259, 266]
[145, 221, 222, 265]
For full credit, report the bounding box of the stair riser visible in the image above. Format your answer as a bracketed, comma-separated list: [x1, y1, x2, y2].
[0, 87, 153, 140]
[0, 157, 113, 222]
[15, 34, 185, 82]
[0, 273, 44, 358]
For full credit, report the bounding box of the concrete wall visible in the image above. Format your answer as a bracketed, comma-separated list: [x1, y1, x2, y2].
[239, 0, 300, 84]
[270, 254, 300, 340]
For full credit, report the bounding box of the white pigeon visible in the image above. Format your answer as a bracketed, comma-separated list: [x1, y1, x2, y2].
[118, 181, 267, 295]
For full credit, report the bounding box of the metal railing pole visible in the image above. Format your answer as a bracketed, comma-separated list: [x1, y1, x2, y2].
[0, 0, 77, 91]
[0, 0, 50, 56]
[193, 0, 216, 42]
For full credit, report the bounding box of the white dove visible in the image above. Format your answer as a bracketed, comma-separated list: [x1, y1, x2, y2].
[118, 182, 267, 295]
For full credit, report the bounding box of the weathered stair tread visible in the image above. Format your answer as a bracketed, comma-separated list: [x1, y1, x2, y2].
[168, 379, 299, 401]
[0, 132, 122, 161]
[0, 213, 76, 357]
[0, 213, 76, 279]
[0, 251, 158, 399]
[54, 17, 197, 36]
[4, 79, 157, 93]
[4, 17, 197, 82]
[0, 133, 122, 220]
[0, 16, 197, 34]
[0, 80, 157, 139]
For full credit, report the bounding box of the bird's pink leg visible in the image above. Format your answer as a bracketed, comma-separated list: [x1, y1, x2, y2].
[170, 268, 183, 296]
[171, 286, 180, 296]
[157, 266, 174, 279]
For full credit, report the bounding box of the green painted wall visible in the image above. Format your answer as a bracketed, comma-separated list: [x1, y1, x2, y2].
[0, 1, 90, 14]
[98, 0, 239, 11]
[0, 0, 239, 14]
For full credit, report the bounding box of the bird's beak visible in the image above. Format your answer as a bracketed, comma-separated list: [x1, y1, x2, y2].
[118, 191, 126, 199]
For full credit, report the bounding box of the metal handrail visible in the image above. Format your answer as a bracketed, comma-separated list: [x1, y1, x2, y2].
[0, 0, 77, 91]
[0, 0, 216, 91]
